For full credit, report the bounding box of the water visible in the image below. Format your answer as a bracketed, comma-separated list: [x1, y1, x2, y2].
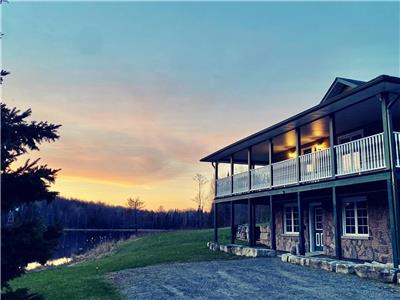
[27, 229, 165, 270]
[53, 229, 140, 259]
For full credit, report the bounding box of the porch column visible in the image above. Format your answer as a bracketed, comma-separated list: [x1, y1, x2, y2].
[329, 114, 337, 178]
[214, 162, 219, 197]
[387, 179, 399, 267]
[213, 202, 218, 243]
[269, 195, 276, 250]
[296, 128, 301, 183]
[381, 92, 400, 267]
[230, 201, 235, 244]
[248, 147, 252, 191]
[248, 198, 255, 247]
[332, 187, 342, 259]
[230, 156, 234, 194]
[269, 139, 274, 187]
[297, 192, 305, 255]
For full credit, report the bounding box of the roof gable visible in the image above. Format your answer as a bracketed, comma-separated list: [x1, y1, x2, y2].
[320, 77, 365, 103]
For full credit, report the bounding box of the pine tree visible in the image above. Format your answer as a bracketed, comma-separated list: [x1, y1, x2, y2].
[1, 99, 63, 288]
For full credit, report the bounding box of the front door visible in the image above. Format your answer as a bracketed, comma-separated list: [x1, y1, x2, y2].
[313, 206, 324, 252]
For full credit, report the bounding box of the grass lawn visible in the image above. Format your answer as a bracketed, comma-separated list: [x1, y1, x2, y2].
[10, 228, 236, 300]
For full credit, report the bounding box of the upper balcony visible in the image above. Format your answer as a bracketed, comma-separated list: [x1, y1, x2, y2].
[216, 132, 400, 198]
[200, 75, 400, 199]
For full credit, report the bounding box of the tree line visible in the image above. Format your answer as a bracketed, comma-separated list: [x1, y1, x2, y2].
[16, 197, 214, 230]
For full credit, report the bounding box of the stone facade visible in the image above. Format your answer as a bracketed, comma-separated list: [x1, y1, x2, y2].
[259, 225, 271, 247]
[323, 192, 392, 263]
[275, 202, 309, 254]
[274, 191, 392, 263]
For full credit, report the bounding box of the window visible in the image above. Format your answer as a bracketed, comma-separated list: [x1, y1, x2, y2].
[284, 204, 299, 234]
[342, 199, 368, 236]
[338, 129, 364, 144]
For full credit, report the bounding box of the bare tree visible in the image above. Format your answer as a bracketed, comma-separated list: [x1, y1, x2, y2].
[204, 174, 215, 212]
[127, 197, 145, 234]
[192, 174, 208, 212]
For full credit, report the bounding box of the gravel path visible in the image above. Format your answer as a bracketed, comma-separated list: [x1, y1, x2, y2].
[109, 257, 400, 299]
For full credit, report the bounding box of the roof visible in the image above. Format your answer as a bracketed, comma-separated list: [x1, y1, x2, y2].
[320, 77, 365, 103]
[200, 75, 400, 163]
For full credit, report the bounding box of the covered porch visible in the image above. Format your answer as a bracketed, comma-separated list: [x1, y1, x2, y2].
[213, 180, 395, 264]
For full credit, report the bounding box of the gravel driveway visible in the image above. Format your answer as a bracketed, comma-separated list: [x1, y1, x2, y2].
[109, 257, 400, 299]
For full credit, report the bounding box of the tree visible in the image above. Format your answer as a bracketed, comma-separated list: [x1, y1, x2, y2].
[192, 173, 208, 212]
[127, 197, 145, 234]
[1, 102, 62, 289]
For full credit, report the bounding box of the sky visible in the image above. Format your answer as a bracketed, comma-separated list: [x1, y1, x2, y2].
[2, 2, 399, 210]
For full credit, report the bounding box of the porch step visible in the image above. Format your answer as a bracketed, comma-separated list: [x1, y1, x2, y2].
[207, 242, 276, 258]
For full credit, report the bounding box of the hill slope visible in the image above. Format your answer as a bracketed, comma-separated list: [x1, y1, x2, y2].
[10, 229, 235, 300]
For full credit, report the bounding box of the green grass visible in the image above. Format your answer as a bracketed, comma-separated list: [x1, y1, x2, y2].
[10, 229, 236, 300]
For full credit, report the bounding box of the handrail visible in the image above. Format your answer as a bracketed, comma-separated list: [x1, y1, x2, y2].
[216, 176, 231, 197]
[272, 158, 297, 187]
[215, 132, 390, 197]
[232, 172, 249, 194]
[250, 166, 271, 191]
[299, 148, 331, 182]
[335, 133, 385, 176]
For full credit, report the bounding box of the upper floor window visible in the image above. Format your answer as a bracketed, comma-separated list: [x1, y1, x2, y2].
[284, 204, 299, 234]
[338, 129, 364, 144]
[342, 198, 368, 236]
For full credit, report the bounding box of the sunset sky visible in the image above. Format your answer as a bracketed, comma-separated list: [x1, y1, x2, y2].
[2, 2, 399, 209]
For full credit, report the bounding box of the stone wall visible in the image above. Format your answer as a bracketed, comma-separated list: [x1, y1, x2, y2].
[259, 225, 271, 247]
[274, 203, 305, 253]
[323, 192, 392, 263]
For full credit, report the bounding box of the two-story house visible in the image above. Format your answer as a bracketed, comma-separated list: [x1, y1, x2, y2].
[201, 75, 400, 267]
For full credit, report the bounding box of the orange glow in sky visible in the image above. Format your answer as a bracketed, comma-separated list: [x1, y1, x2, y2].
[3, 2, 397, 209]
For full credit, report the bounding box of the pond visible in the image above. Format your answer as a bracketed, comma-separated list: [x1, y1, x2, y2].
[27, 229, 166, 270]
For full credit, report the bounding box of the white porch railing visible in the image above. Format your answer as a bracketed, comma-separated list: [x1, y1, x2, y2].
[272, 158, 297, 187]
[233, 172, 249, 194]
[215, 132, 395, 197]
[395, 132, 400, 167]
[300, 148, 331, 182]
[335, 133, 385, 176]
[216, 176, 231, 197]
[250, 166, 271, 190]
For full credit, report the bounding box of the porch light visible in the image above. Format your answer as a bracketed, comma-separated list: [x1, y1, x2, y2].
[288, 151, 297, 159]
[315, 141, 328, 151]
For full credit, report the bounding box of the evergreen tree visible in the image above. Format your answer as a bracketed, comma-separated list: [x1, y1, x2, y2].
[1, 99, 62, 288]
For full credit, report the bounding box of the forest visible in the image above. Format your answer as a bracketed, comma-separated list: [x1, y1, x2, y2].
[14, 197, 215, 230]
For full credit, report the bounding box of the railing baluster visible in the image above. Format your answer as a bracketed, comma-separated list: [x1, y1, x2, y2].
[334, 133, 385, 176]
[216, 132, 392, 197]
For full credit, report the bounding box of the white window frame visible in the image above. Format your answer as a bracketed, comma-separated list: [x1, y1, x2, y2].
[342, 197, 369, 237]
[284, 203, 299, 234]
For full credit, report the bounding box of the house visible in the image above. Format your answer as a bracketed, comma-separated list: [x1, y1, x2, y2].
[200, 75, 400, 266]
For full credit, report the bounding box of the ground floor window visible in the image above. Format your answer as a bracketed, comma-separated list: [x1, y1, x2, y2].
[342, 198, 368, 236]
[284, 204, 299, 234]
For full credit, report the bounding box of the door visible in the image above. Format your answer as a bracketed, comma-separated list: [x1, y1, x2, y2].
[313, 206, 324, 252]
